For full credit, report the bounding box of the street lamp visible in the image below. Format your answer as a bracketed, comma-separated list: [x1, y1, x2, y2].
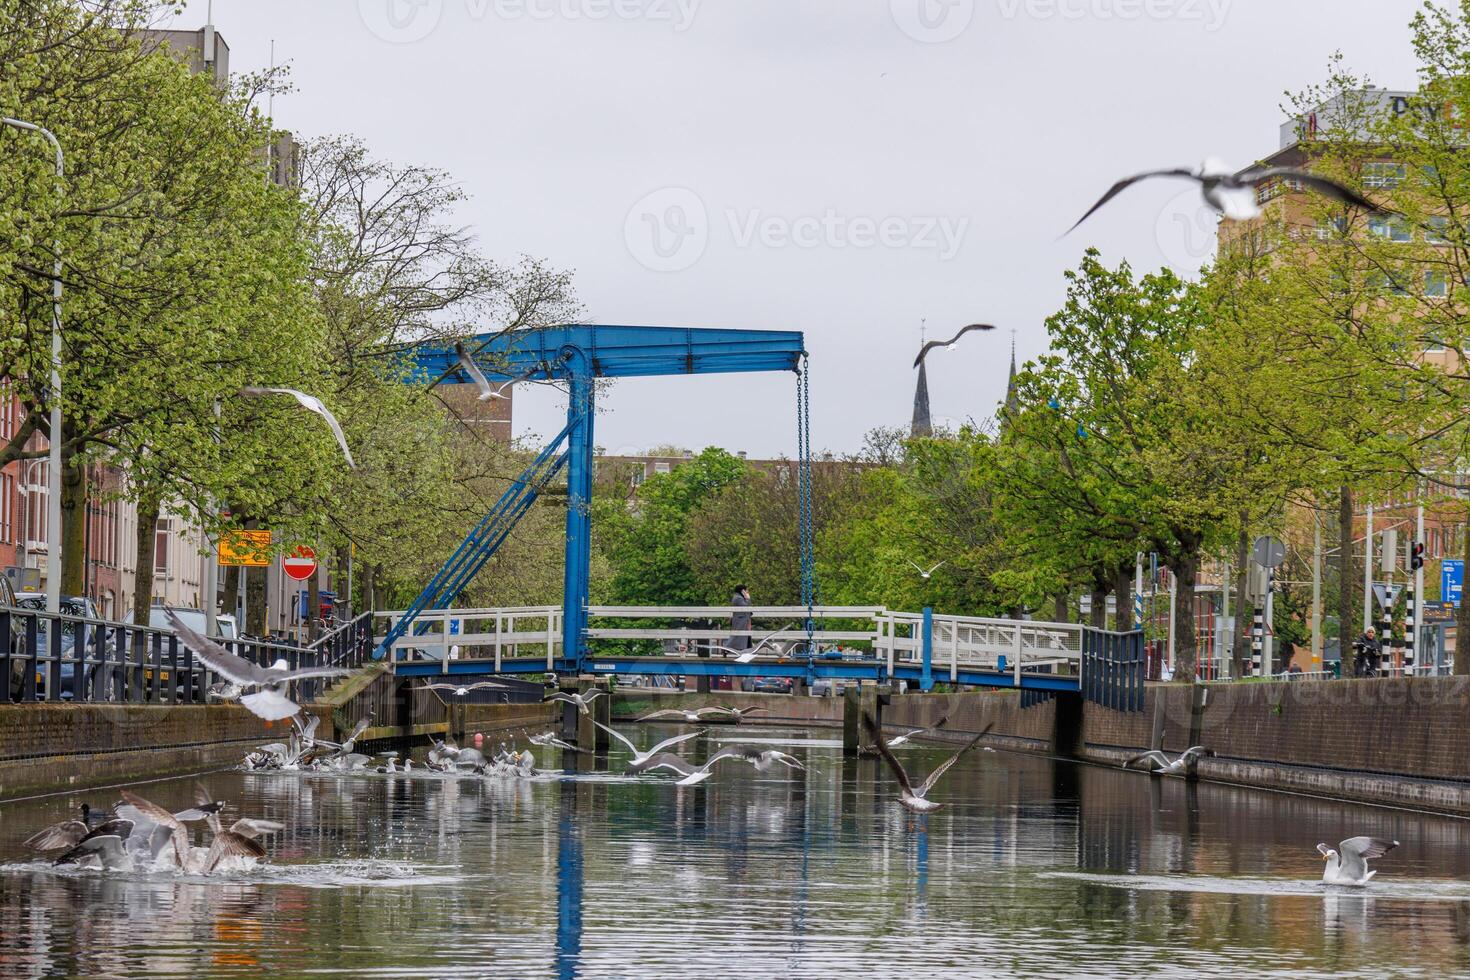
[2, 117, 63, 615]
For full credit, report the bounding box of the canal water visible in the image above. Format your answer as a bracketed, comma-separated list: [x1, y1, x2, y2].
[2, 725, 1470, 978]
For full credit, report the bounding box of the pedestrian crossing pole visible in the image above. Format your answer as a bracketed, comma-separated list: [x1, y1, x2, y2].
[1410, 504, 1425, 674]
[1250, 595, 1263, 678]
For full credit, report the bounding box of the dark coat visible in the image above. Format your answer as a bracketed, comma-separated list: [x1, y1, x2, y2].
[729, 590, 752, 650]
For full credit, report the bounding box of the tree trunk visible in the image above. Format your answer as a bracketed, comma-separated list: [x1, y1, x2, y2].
[131, 490, 161, 625]
[335, 544, 351, 620]
[1231, 525, 1250, 677]
[222, 564, 240, 621]
[1114, 565, 1133, 631]
[245, 519, 268, 638]
[1338, 486, 1359, 676]
[1089, 585, 1108, 629]
[1169, 551, 1200, 682]
[59, 424, 87, 597]
[1457, 518, 1470, 675]
[1053, 592, 1068, 624]
[364, 563, 378, 618]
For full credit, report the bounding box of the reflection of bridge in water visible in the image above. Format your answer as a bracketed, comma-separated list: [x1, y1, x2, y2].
[381, 604, 1142, 700]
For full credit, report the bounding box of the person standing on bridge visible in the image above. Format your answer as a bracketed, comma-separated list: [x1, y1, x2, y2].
[730, 585, 753, 652]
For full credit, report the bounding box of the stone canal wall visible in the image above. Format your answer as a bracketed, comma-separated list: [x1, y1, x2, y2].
[884, 676, 1470, 816]
[0, 702, 301, 801]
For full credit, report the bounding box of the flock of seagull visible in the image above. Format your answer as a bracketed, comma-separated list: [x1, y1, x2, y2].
[22, 783, 281, 875]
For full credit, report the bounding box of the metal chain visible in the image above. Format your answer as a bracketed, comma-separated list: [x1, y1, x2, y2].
[797, 357, 816, 655]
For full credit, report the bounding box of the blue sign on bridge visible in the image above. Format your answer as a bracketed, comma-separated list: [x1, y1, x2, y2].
[1443, 559, 1464, 607]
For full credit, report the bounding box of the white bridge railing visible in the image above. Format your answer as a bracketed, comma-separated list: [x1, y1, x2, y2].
[375, 606, 1084, 681]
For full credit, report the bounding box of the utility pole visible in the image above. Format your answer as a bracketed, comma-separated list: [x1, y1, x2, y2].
[1414, 503, 1425, 674]
[1221, 558, 1231, 680]
[1311, 516, 1323, 671]
[1, 118, 63, 615]
[1363, 505, 1375, 633]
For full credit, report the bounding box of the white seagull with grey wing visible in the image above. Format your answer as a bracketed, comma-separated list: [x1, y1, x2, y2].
[1066, 157, 1391, 234]
[166, 609, 352, 721]
[239, 386, 357, 469]
[1318, 837, 1399, 886]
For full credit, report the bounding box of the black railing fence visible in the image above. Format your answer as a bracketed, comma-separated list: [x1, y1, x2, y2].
[1080, 627, 1146, 713]
[1, 606, 374, 705]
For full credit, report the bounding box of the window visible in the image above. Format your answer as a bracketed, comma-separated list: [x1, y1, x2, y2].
[1427, 216, 1451, 244]
[1369, 216, 1412, 242]
[1426, 270, 1449, 297]
[629, 467, 645, 488]
[1315, 216, 1349, 240]
[154, 518, 172, 576]
[653, 461, 671, 475]
[0, 471, 11, 544]
[1368, 271, 1409, 296]
[1364, 162, 1406, 188]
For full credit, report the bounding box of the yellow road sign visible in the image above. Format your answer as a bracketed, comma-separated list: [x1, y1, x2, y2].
[219, 529, 272, 567]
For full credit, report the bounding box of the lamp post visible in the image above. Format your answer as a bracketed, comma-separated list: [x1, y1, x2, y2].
[2, 117, 64, 615]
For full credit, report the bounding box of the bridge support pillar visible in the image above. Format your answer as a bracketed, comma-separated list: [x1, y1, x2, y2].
[842, 679, 879, 756]
[576, 675, 611, 753]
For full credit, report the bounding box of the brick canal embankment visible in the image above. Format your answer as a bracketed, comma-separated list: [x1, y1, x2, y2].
[884, 675, 1470, 816]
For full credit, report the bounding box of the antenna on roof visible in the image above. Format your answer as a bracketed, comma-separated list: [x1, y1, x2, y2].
[203, 0, 216, 66]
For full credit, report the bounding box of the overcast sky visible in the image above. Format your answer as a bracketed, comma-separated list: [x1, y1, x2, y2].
[177, 0, 1422, 458]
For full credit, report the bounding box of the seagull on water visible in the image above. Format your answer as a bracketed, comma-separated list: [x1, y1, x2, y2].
[864, 715, 991, 814]
[1066, 157, 1390, 234]
[913, 324, 996, 368]
[239, 386, 357, 468]
[1122, 746, 1207, 776]
[1318, 837, 1399, 886]
[53, 819, 136, 871]
[859, 715, 949, 756]
[166, 609, 352, 720]
[25, 809, 130, 856]
[590, 719, 706, 774]
[548, 689, 606, 716]
[318, 717, 371, 758]
[905, 559, 946, 580]
[424, 680, 510, 697]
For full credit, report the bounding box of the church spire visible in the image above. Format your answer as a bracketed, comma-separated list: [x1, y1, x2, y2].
[911, 318, 932, 437]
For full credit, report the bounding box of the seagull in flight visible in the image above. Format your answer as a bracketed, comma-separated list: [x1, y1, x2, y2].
[529, 731, 592, 753]
[859, 714, 948, 756]
[637, 706, 767, 724]
[424, 680, 510, 697]
[913, 324, 996, 368]
[864, 715, 991, 814]
[1122, 746, 1207, 776]
[675, 744, 811, 786]
[905, 559, 946, 580]
[1317, 837, 1399, 886]
[166, 609, 352, 720]
[239, 386, 357, 469]
[453, 341, 537, 401]
[547, 689, 607, 716]
[703, 625, 794, 664]
[1066, 157, 1390, 234]
[590, 719, 706, 774]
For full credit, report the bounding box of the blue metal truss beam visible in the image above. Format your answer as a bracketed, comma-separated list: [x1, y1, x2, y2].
[404, 324, 805, 384]
[391, 657, 1081, 692]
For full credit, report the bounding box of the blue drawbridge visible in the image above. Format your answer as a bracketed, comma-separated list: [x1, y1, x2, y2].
[375, 324, 809, 663]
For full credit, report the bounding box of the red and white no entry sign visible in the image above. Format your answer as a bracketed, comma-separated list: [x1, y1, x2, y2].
[282, 545, 317, 581]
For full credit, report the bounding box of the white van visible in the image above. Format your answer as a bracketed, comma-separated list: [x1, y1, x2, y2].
[149, 606, 238, 640]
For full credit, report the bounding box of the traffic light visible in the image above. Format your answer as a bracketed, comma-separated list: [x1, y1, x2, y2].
[1411, 541, 1426, 572]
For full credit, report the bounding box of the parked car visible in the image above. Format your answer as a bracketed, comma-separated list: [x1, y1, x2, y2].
[14, 592, 98, 698]
[750, 676, 793, 694]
